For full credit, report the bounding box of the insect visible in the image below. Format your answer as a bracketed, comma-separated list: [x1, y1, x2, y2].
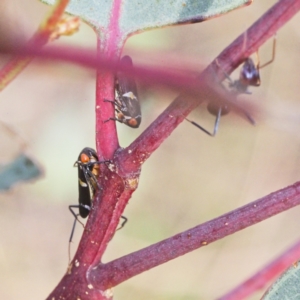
[104, 55, 142, 128]
[68, 147, 127, 260]
[186, 38, 276, 137]
[68, 147, 103, 246]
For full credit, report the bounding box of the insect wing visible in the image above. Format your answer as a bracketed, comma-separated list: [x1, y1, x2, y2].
[116, 56, 142, 128]
[116, 56, 138, 96]
[77, 162, 92, 218]
[118, 95, 141, 124]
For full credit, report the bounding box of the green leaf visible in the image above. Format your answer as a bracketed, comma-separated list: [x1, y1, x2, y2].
[0, 154, 42, 190]
[40, 0, 251, 38]
[262, 261, 300, 299]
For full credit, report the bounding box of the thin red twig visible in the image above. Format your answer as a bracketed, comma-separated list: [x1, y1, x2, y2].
[218, 239, 300, 300]
[95, 0, 124, 159]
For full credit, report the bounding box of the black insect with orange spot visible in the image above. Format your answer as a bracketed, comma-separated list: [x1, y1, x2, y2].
[69, 147, 104, 243]
[68, 148, 127, 261]
[104, 55, 141, 128]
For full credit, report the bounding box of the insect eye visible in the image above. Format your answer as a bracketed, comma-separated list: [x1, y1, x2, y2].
[128, 118, 138, 127]
[80, 153, 90, 163]
[117, 111, 125, 120]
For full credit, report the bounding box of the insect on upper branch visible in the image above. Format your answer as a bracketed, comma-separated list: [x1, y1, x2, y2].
[186, 37, 276, 137]
[104, 55, 142, 128]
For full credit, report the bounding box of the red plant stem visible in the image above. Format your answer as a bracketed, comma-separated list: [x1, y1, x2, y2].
[218, 239, 300, 300]
[40, 0, 300, 296]
[95, 57, 118, 159]
[101, 0, 300, 285]
[95, 42, 117, 157]
[47, 2, 128, 299]
[95, 0, 124, 159]
[46, 173, 126, 300]
[117, 0, 300, 174]
[4, 0, 296, 297]
[66, 0, 126, 270]
[89, 181, 300, 289]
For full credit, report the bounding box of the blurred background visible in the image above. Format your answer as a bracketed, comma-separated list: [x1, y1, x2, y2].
[0, 0, 300, 299]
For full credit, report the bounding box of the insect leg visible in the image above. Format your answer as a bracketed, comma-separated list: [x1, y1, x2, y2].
[117, 215, 128, 231]
[214, 58, 234, 86]
[103, 116, 125, 124]
[259, 36, 276, 69]
[103, 99, 123, 110]
[68, 205, 86, 261]
[103, 98, 126, 124]
[185, 107, 222, 137]
[85, 161, 111, 190]
[243, 110, 256, 125]
[69, 205, 85, 229]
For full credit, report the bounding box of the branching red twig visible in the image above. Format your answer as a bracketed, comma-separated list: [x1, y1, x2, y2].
[3, 0, 296, 298]
[89, 181, 300, 288]
[3, 0, 296, 173]
[118, 0, 300, 173]
[89, 0, 300, 290]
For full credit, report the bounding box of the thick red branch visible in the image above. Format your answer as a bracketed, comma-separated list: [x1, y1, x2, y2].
[89, 181, 300, 289]
[46, 170, 125, 300]
[95, 64, 118, 159]
[95, 0, 124, 159]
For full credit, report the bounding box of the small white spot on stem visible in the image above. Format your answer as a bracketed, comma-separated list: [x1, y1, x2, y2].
[102, 289, 113, 298]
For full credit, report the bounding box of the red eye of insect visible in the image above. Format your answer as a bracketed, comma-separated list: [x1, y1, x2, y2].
[117, 111, 125, 120]
[80, 153, 90, 163]
[128, 118, 138, 127]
